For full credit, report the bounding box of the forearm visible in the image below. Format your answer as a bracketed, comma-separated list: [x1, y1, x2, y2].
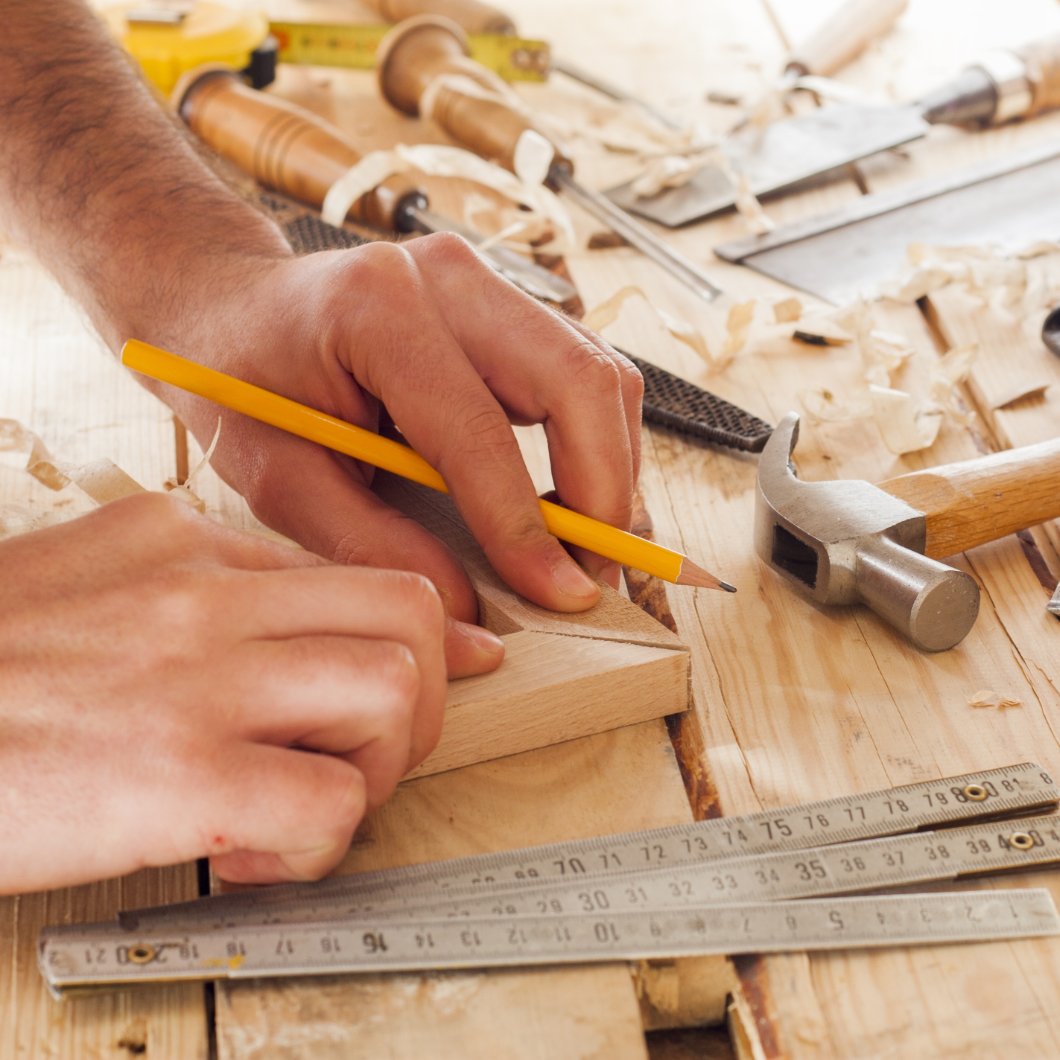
[0, 0, 290, 351]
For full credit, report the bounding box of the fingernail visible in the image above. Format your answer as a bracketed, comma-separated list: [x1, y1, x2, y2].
[452, 618, 505, 656]
[552, 557, 599, 599]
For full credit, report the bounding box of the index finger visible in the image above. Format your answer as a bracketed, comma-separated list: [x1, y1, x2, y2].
[336, 241, 603, 612]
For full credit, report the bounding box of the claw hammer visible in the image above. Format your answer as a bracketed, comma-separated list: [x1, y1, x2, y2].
[756, 414, 1060, 651]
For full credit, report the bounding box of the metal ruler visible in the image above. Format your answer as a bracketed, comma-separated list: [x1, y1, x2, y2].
[269, 23, 551, 82]
[41, 890, 1060, 991]
[120, 762, 1058, 928]
[39, 764, 1060, 994]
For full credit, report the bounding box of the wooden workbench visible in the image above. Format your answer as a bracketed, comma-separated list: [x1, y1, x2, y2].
[4, 0, 1060, 1056]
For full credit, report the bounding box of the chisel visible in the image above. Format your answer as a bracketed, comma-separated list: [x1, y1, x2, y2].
[169, 64, 575, 303]
[612, 31, 1060, 228]
[374, 15, 725, 302]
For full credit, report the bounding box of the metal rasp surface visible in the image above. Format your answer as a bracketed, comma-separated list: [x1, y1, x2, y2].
[263, 196, 774, 452]
[713, 137, 1060, 304]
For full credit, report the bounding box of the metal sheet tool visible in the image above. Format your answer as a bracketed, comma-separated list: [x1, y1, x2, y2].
[714, 137, 1060, 303]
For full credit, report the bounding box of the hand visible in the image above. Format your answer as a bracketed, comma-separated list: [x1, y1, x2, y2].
[0, 493, 450, 894]
[138, 235, 644, 634]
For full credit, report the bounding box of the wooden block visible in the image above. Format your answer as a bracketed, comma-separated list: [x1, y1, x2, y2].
[375, 472, 687, 651]
[411, 629, 689, 777]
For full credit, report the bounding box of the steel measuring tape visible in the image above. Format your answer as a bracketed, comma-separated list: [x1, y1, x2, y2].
[39, 763, 1060, 993]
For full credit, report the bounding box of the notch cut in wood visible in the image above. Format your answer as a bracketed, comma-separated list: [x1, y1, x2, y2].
[376, 474, 690, 777]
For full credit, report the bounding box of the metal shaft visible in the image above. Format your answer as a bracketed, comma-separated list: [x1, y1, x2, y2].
[550, 168, 725, 302]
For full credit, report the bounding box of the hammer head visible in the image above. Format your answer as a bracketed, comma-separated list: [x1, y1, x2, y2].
[755, 413, 980, 651]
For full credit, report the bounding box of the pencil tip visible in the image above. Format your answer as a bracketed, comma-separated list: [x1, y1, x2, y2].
[675, 559, 735, 593]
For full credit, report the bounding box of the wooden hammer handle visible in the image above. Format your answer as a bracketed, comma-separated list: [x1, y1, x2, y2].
[175, 68, 420, 229]
[376, 16, 567, 174]
[367, 0, 516, 34]
[786, 0, 907, 77]
[1016, 34, 1060, 118]
[877, 435, 1060, 558]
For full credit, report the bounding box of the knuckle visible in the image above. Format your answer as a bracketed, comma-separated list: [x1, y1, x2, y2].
[561, 339, 623, 395]
[416, 230, 480, 268]
[614, 353, 645, 402]
[376, 641, 421, 711]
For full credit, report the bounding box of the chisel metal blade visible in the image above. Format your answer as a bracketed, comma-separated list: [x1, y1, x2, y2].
[606, 104, 929, 228]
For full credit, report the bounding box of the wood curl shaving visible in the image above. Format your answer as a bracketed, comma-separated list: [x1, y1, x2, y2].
[583, 286, 723, 369]
[0, 416, 210, 519]
[881, 241, 1060, 318]
[967, 689, 1022, 710]
[797, 301, 977, 454]
[163, 417, 221, 514]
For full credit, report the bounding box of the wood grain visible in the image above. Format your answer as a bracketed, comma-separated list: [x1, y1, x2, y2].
[877, 435, 1060, 558]
[410, 629, 689, 777]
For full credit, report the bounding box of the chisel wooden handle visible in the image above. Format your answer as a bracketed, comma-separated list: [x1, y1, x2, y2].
[877, 435, 1060, 558]
[171, 65, 423, 229]
[1016, 34, 1060, 118]
[367, 0, 515, 34]
[376, 15, 568, 174]
[786, 0, 907, 77]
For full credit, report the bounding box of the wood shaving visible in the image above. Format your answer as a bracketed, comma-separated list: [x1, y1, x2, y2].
[989, 380, 1051, 410]
[723, 301, 755, 356]
[791, 315, 852, 345]
[583, 286, 721, 368]
[1, 416, 211, 513]
[733, 172, 774, 235]
[796, 301, 977, 453]
[772, 298, 802, 324]
[321, 139, 573, 250]
[968, 689, 1022, 709]
[163, 417, 220, 514]
[882, 241, 1060, 318]
[630, 154, 701, 197]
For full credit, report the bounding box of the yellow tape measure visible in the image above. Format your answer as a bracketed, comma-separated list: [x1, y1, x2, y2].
[104, 2, 550, 93]
[270, 23, 549, 81]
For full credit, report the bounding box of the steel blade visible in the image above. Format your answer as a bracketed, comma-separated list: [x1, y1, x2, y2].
[713, 136, 1060, 304]
[606, 104, 929, 228]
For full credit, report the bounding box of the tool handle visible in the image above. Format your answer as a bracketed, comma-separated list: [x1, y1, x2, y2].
[1016, 34, 1060, 118]
[369, 0, 516, 34]
[174, 68, 420, 229]
[877, 435, 1060, 558]
[376, 15, 567, 174]
[786, 0, 907, 77]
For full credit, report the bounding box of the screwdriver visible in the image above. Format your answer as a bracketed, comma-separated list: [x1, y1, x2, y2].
[373, 15, 725, 303]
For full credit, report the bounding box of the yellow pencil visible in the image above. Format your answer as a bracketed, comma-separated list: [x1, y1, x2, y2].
[122, 340, 734, 591]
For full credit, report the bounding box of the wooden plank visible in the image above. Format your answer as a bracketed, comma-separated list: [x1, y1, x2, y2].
[216, 720, 712, 1060]
[376, 474, 687, 650]
[412, 629, 689, 777]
